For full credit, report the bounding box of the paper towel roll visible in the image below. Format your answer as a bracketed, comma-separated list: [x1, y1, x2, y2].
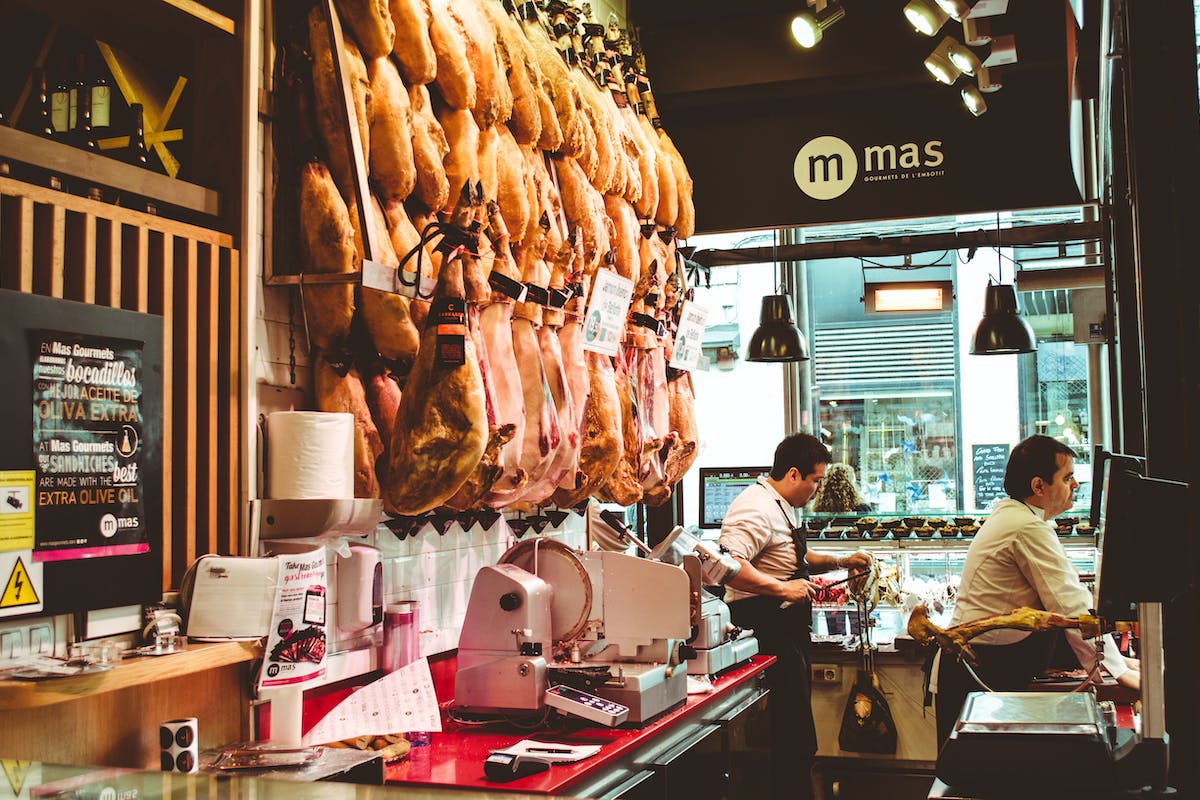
[267, 411, 355, 499]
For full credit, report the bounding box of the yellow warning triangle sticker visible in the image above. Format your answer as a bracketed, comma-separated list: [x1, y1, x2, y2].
[0, 558, 38, 608]
[1, 759, 30, 795]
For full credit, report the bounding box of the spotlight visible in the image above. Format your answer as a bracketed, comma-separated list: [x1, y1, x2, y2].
[947, 39, 983, 74]
[903, 0, 950, 36]
[961, 83, 987, 116]
[791, 2, 846, 49]
[952, 33, 1017, 74]
[924, 36, 963, 85]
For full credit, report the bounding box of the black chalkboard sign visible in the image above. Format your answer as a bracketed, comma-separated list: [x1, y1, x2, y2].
[0, 290, 162, 618]
[972, 443, 1010, 509]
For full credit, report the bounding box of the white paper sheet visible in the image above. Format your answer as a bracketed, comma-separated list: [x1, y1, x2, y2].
[301, 658, 443, 745]
[491, 739, 602, 764]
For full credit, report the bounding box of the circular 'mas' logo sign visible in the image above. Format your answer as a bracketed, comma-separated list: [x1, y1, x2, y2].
[794, 135, 858, 200]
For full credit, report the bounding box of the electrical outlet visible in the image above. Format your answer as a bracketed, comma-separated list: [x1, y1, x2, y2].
[29, 624, 53, 654]
[811, 663, 841, 683]
[0, 630, 26, 659]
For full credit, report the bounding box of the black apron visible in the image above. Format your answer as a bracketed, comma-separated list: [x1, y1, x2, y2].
[727, 498, 817, 757]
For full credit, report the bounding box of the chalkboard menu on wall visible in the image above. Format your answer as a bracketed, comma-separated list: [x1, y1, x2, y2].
[0, 290, 162, 618]
[972, 443, 1010, 510]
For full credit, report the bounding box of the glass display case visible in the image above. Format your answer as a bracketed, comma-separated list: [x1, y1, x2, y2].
[802, 517, 1098, 650]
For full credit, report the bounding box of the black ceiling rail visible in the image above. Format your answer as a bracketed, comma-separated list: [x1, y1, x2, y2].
[682, 220, 1104, 267]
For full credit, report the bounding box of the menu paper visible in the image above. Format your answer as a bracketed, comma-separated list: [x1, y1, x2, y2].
[30, 331, 148, 561]
[259, 549, 328, 690]
[668, 301, 709, 371]
[581, 269, 634, 356]
[301, 658, 442, 745]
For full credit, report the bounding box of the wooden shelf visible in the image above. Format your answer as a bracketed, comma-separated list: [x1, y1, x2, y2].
[15, 0, 236, 41]
[0, 640, 260, 710]
[0, 124, 220, 217]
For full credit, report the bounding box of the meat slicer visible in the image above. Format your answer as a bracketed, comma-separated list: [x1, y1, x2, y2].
[455, 538, 694, 723]
[647, 525, 759, 676]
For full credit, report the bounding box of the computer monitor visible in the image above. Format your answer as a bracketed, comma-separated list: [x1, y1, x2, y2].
[1095, 455, 1189, 619]
[1089, 446, 1145, 527]
[698, 466, 771, 529]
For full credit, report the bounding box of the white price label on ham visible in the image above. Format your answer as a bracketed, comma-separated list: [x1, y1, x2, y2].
[361, 259, 437, 301]
[581, 269, 635, 357]
[669, 301, 709, 372]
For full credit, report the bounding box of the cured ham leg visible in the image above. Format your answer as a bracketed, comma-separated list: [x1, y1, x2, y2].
[442, 301, 516, 510]
[478, 203, 528, 502]
[298, 161, 356, 354]
[484, 231, 561, 507]
[551, 349, 621, 508]
[552, 247, 591, 499]
[367, 56, 416, 204]
[907, 604, 1101, 666]
[389, 0, 436, 85]
[597, 346, 643, 507]
[516, 239, 580, 506]
[333, 0, 394, 59]
[643, 368, 699, 507]
[314, 359, 383, 498]
[308, 6, 371, 196]
[383, 247, 488, 515]
[409, 84, 450, 212]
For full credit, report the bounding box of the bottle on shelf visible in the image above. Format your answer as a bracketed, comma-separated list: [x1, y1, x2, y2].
[51, 73, 70, 135]
[125, 103, 149, 168]
[89, 57, 113, 142]
[34, 68, 55, 139]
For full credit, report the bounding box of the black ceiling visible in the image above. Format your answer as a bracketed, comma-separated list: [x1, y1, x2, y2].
[631, 0, 1100, 121]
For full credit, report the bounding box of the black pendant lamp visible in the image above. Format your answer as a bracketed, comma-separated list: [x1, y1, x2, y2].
[970, 280, 1036, 355]
[746, 292, 809, 362]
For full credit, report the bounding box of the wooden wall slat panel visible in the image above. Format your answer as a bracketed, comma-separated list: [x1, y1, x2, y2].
[206, 244, 220, 556]
[136, 227, 150, 313]
[184, 240, 200, 572]
[0, 180, 241, 594]
[225, 249, 240, 555]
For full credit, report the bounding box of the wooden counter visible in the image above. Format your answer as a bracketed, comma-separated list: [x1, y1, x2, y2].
[0, 641, 260, 767]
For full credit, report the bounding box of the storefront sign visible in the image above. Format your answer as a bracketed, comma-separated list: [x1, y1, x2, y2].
[581, 269, 634, 356]
[669, 301, 709, 371]
[663, 22, 1081, 233]
[30, 332, 147, 562]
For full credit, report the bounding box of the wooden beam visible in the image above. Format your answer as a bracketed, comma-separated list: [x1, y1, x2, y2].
[685, 220, 1105, 267]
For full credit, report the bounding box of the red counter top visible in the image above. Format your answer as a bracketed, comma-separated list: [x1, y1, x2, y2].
[385, 655, 774, 794]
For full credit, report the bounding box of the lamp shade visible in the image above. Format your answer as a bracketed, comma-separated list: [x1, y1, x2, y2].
[746, 294, 810, 362]
[970, 282, 1036, 354]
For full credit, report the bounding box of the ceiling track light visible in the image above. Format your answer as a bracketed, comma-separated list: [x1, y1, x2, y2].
[962, 16, 991, 45]
[791, 2, 846, 49]
[903, 0, 950, 36]
[924, 36, 963, 85]
[961, 83, 988, 116]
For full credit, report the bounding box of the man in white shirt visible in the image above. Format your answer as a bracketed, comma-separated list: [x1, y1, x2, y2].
[719, 433, 871, 800]
[933, 434, 1140, 743]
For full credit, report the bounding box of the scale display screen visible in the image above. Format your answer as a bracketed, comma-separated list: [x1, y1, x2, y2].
[698, 467, 771, 529]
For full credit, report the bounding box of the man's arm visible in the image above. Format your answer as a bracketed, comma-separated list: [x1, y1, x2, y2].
[806, 549, 873, 575]
[725, 556, 817, 604]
